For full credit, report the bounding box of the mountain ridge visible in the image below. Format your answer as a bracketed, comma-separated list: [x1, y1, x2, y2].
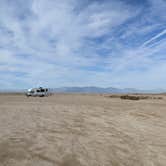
[0, 86, 165, 94]
[51, 86, 166, 94]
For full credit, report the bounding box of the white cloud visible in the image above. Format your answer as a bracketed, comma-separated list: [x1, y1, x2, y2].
[0, 0, 166, 89]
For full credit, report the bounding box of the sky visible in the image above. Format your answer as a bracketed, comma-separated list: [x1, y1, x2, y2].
[0, 0, 166, 90]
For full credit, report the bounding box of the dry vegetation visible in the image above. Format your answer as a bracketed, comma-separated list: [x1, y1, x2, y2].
[0, 93, 166, 166]
[108, 94, 163, 100]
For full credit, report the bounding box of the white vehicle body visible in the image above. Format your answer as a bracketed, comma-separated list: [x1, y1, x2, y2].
[26, 87, 49, 97]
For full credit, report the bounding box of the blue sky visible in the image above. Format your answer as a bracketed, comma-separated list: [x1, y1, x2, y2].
[0, 0, 166, 89]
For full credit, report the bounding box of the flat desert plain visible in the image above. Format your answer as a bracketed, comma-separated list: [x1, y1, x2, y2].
[0, 93, 166, 166]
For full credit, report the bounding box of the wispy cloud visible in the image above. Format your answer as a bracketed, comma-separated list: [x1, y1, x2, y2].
[0, 0, 166, 89]
[142, 29, 166, 47]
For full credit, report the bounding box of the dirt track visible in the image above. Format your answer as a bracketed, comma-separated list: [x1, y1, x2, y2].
[0, 94, 166, 166]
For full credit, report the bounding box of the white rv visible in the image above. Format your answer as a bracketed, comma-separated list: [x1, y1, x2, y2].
[26, 87, 49, 97]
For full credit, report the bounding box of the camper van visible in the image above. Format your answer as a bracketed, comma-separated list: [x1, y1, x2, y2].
[26, 87, 49, 97]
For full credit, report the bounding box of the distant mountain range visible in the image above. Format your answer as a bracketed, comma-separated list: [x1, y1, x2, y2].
[0, 87, 165, 94]
[51, 87, 166, 94]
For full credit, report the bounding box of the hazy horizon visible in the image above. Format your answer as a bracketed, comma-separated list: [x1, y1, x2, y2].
[0, 86, 166, 93]
[0, 0, 166, 89]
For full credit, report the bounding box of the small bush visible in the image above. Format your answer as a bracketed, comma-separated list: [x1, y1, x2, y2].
[120, 95, 140, 100]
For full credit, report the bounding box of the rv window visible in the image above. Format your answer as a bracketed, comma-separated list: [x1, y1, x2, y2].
[41, 89, 45, 92]
[31, 90, 34, 93]
[37, 89, 41, 92]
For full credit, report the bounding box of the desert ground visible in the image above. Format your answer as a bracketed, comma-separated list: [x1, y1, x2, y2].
[0, 93, 166, 166]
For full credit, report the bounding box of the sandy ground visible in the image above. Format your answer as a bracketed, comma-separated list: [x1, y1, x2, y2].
[0, 93, 166, 166]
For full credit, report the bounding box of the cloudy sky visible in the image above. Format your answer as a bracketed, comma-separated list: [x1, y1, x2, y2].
[0, 0, 166, 90]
